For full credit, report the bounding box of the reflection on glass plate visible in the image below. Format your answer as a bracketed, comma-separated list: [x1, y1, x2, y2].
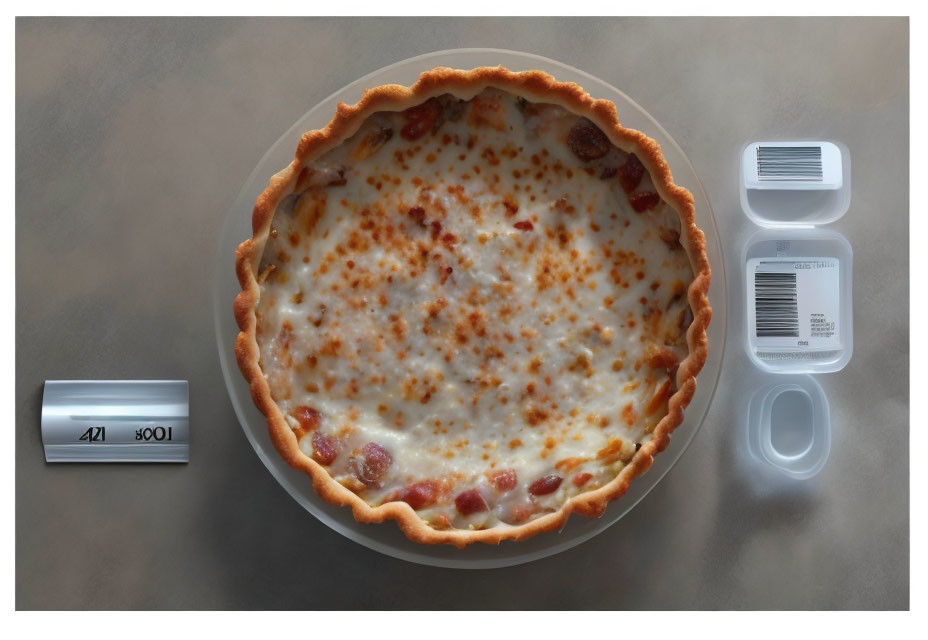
[213, 49, 726, 568]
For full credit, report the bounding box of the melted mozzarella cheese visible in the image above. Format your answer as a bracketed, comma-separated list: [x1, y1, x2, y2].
[254, 89, 693, 529]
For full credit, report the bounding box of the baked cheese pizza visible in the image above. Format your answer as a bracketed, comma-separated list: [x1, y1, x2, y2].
[234, 66, 711, 546]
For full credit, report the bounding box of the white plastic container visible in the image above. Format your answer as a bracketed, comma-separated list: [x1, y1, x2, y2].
[743, 228, 853, 373]
[738, 140, 852, 479]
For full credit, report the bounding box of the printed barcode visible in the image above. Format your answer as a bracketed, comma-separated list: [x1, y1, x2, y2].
[756, 146, 823, 182]
[755, 272, 799, 338]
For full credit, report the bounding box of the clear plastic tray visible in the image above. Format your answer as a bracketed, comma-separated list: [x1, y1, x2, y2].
[743, 372, 831, 480]
[213, 48, 727, 568]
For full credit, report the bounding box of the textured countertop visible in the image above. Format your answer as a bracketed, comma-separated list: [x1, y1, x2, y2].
[16, 17, 909, 609]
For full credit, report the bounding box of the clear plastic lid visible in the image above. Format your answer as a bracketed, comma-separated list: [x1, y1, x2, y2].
[740, 141, 851, 227]
[742, 228, 853, 374]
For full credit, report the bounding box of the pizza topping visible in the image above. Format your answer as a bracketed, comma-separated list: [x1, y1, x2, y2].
[521, 102, 568, 135]
[396, 480, 439, 510]
[400, 99, 442, 141]
[658, 225, 681, 250]
[469, 94, 507, 131]
[488, 468, 518, 492]
[256, 263, 276, 284]
[509, 502, 537, 523]
[351, 442, 393, 486]
[311, 431, 339, 466]
[432, 514, 453, 529]
[513, 220, 534, 231]
[572, 472, 594, 487]
[628, 190, 661, 212]
[645, 379, 674, 417]
[619, 153, 645, 193]
[436, 94, 466, 122]
[645, 344, 681, 375]
[596, 438, 626, 462]
[679, 305, 694, 332]
[455, 488, 489, 515]
[566, 118, 611, 162]
[528, 474, 563, 496]
[291, 405, 323, 432]
[554, 457, 588, 473]
[302, 164, 348, 189]
[352, 121, 394, 162]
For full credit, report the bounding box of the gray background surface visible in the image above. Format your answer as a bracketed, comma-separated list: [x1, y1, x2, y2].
[15, 17, 909, 609]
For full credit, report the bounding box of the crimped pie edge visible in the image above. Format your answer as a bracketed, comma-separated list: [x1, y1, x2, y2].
[233, 66, 712, 547]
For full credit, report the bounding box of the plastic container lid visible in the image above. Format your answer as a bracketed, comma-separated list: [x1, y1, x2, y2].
[740, 141, 851, 227]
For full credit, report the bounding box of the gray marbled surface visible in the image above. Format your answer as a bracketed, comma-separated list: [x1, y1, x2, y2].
[16, 17, 908, 609]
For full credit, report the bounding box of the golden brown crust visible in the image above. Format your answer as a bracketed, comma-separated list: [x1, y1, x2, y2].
[233, 66, 712, 547]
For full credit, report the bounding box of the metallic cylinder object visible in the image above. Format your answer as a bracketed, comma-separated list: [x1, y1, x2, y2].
[41, 380, 189, 463]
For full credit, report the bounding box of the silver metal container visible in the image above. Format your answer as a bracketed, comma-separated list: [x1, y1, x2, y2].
[41, 380, 189, 463]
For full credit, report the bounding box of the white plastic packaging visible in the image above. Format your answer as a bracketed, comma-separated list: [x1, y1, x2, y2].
[738, 140, 852, 480]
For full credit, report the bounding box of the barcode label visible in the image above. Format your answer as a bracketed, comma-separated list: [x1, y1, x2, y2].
[747, 257, 840, 355]
[756, 146, 823, 182]
[754, 272, 798, 337]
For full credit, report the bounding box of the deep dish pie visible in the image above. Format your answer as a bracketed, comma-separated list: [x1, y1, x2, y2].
[234, 66, 711, 547]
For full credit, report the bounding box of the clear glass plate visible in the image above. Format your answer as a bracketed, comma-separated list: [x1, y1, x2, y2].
[213, 48, 727, 569]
